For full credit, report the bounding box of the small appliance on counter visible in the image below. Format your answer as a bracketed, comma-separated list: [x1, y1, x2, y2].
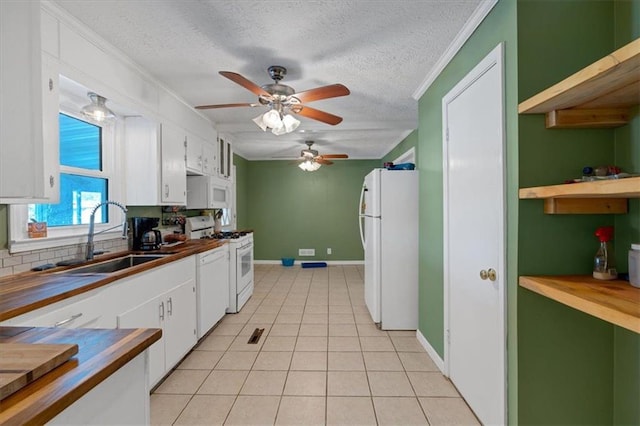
[131, 217, 162, 251]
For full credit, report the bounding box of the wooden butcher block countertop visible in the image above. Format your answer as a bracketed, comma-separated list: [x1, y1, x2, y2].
[0, 326, 161, 425]
[0, 239, 226, 322]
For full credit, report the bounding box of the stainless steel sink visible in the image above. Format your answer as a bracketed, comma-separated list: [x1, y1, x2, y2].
[59, 254, 172, 274]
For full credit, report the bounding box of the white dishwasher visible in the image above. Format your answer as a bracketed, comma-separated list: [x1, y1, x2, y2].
[196, 244, 230, 339]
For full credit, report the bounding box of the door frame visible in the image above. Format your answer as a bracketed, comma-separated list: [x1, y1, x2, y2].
[441, 42, 507, 420]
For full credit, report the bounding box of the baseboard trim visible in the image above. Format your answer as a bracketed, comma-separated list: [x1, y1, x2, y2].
[416, 329, 445, 373]
[254, 260, 364, 265]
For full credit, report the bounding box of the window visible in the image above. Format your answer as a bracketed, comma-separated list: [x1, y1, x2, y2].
[29, 114, 109, 227]
[9, 106, 123, 253]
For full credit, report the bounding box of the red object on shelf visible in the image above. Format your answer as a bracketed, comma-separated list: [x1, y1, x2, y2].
[595, 226, 614, 242]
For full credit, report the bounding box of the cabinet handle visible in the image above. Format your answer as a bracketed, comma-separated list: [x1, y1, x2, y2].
[167, 297, 173, 316]
[159, 301, 165, 321]
[49, 175, 55, 188]
[49, 78, 53, 91]
[54, 313, 83, 327]
[165, 184, 170, 198]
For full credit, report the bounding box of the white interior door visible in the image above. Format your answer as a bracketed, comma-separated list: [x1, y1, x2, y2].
[442, 43, 506, 425]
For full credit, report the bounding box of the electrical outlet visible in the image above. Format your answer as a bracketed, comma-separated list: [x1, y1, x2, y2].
[298, 249, 315, 256]
[327, 248, 332, 255]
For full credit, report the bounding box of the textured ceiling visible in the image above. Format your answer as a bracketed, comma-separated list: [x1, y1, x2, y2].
[53, 0, 483, 160]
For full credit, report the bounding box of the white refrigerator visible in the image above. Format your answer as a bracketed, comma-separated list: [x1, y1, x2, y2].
[359, 168, 418, 330]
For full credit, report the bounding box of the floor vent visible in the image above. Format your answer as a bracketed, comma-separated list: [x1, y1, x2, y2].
[247, 328, 265, 344]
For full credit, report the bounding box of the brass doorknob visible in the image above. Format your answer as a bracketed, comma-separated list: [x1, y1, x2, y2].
[479, 269, 488, 280]
[488, 268, 497, 281]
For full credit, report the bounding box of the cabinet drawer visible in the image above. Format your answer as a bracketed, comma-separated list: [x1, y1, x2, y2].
[1, 289, 111, 329]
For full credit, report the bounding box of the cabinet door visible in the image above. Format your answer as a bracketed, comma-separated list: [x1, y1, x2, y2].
[202, 141, 216, 176]
[41, 53, 60, 202]
[185, 134, 203, 174]
[160, 122, 187, 205]
[0, 1, 59, 202]
[217, 136, 232, 179]
[163, 279, 197, 369]
[124, 116, 162, 206]
[117, 297, 165, 387]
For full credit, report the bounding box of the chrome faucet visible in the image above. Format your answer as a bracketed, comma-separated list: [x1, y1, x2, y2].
[86, 200, 128, 260]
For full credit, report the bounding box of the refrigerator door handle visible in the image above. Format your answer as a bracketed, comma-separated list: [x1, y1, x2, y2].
[358, 184, 366, 249]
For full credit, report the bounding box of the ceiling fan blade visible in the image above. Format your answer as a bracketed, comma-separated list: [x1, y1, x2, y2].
[316, 158, 334, 165]
[319, 154, 348, 159]
[195, 102, 260, 110]
[295, 105, 343, 125]
[219, 71, 271, 97]
[293, 84, 350, 103]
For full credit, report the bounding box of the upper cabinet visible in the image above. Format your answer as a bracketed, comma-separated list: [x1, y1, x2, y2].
[217, 135, 233, 180]
[124, 117, 186, 206]
[519, 38, 640, 129]
[186, 132, 216, 176]
[0, 1, 60, 203]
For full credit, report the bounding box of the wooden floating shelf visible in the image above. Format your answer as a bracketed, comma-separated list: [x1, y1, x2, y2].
[519, 176, 640, 200]
[543, 198, 628, 214]
[518, 38, 640, 129]
[519, 275, 640, 334]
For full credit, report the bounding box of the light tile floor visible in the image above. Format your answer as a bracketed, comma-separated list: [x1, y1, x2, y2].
[151, 264, 480, 425]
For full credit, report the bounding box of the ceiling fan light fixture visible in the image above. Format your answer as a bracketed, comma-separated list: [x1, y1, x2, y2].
[282, 114, 300, 133]
[252, 114, 268, 131]
[262, 109, 282, 128]
[271, 121, 287, 136]
[298, 159, 321, 172]
[81, 92, 115, 122]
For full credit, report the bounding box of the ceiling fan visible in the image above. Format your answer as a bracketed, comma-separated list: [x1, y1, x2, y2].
[297, 141, 348, 171]
[195, 66, 350, 131]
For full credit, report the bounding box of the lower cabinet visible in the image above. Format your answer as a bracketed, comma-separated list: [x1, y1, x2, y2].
[117, 279, 196, 387]
[1, 256, 202, 391]
[48, 352, 149, 425]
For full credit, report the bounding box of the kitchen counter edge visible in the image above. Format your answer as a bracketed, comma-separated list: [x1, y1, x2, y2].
[0, 239, 227, 322]
[0, 326, 162, 425]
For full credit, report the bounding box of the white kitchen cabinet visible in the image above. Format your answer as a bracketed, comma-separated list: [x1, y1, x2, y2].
[124, 116, 186, 206]
[163, 280, 198, 368]
[117, 294, 165, 386]
[0, 286, 111, 329]
[0, 1, 60, 203]
[49, 352, 149, 426]
[117, 279, 196, 387]
[217, 135, 233, 180]
[161, 122, 188, 204]
[186, 132, 216, 176]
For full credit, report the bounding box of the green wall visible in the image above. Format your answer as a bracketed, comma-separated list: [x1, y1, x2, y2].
[234, 154, 249, 230]
[244, 159, 379, 261]
[382, 130, 418, 163]
[517, 0, 639, 424]
[415, 0, 519, 421]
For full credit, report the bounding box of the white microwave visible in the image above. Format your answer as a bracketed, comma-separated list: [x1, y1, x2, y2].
[187, 175, 231, 209]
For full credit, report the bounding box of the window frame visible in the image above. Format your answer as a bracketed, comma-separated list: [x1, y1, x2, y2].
[8, 106, 124, 254]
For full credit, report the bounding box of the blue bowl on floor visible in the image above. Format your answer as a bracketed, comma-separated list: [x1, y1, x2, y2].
[281, 257, 295, 267]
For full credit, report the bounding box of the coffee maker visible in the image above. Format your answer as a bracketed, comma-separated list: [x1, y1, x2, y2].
[131, 217, 162, 251]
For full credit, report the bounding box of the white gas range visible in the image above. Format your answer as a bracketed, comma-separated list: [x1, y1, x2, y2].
[185, 216, 254, 314]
